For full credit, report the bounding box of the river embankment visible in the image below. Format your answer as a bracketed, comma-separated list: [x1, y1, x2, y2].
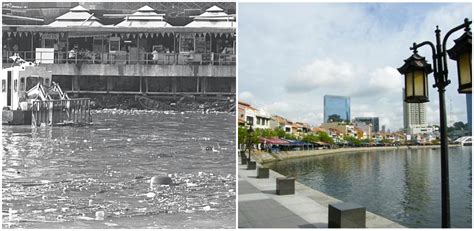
[71, 94, 235, 112]
[250, 145, 461, 165]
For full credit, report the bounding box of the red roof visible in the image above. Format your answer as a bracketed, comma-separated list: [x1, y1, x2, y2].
[259, 137, 290, 145]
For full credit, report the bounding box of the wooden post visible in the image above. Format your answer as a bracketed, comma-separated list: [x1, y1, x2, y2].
[139, 76, 142, 93]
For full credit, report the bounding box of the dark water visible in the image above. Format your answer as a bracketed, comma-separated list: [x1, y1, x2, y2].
[2, 109, 236, 228]
[268, 147, 472, 228]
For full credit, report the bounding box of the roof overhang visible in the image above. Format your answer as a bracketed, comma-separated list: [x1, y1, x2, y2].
[7, 25, 235, 34]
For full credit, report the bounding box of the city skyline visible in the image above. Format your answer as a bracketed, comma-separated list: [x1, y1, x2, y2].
[238, 3, 471, 131]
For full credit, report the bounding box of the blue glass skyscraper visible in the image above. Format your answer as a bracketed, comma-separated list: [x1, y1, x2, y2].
[324, 95, 351, 123]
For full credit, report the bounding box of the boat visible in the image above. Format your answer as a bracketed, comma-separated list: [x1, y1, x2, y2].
[2, 58, 92, 126]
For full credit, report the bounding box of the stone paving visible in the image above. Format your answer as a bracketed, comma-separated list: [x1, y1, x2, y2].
[238, 162, 406, 228]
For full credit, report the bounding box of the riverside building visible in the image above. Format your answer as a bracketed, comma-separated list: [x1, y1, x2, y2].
[2, 2, 236, 97]
[402, 88, 427, 132]
[354, 117, 379, 133]
[323, 95, 351, 123]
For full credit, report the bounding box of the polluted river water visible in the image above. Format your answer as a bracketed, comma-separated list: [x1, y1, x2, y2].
[2, 109, 236, 228]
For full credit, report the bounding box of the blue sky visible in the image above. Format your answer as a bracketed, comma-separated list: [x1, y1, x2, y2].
[238, 2, 472, 131]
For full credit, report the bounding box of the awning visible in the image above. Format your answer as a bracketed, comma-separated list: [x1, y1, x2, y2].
[259, 137, 290, 145]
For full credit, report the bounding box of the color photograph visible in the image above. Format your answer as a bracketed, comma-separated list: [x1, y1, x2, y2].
[238, 2, 472, 228]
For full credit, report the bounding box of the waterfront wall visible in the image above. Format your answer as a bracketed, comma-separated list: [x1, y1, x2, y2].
[251, 145, 462, 164]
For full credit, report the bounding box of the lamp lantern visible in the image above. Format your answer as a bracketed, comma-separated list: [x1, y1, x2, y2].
[448, 30, 472, 93]
[398, 52, 433, 103]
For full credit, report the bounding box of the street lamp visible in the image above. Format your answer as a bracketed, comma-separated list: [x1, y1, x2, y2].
[247, 120, 254, 162]
[397, 18, 472, 228]
[447, 28, 472, 93]
[398, 52, 433, 103]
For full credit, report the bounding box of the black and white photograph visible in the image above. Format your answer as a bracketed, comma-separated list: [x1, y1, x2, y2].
[2, 1, 236, 228]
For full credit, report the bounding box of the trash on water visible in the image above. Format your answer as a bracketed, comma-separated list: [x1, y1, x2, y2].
[76, 216, 95, 221]
[146, 192, 156, 198]
[44, 208, 57, 213]
[95, 211, 105, 220]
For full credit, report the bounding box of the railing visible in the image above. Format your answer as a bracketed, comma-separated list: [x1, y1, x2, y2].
[3, 50, 236, 66]
[31, 98, 92, 126]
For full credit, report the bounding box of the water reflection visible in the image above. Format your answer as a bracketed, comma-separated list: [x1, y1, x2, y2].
[2, 110, 236, 228]
[268, 147, 472, 228]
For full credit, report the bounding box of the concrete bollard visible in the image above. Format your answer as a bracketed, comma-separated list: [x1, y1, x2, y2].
[240, 151, 247, 165]
[328, 202, 366, 228]
[276, 177, 295, 195]
[247, 161, 256, 170]
[256, 167, 269, 178]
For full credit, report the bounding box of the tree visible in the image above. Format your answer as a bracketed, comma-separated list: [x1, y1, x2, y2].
[302, 133, 319, 143]
[238, 126, 247, 145]
[453, 121, 467, 130]
[273, 127, 286, 138]
[448, 121, 468, 133]
[317, 131, 334, 144]
[343, 136, 361, 146]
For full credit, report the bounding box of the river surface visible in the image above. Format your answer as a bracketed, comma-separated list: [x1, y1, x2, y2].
[268, 147, 472, 228]
[2, 109, 236, 228]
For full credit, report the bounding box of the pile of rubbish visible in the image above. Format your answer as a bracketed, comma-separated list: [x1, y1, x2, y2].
[81, 95, 235, 112]
[2, 172, 235, 227]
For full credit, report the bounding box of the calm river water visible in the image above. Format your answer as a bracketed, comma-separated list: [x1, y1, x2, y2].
[2, 109, 236, 228]
[268, 147, 472, 228]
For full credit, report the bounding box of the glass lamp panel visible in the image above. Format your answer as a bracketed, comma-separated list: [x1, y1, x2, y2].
[405, 73, 414, 98]
[458, 52, 472, 91]
[413, 70, 426, 97]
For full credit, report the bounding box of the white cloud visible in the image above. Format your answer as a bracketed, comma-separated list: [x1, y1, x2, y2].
[285, 58, 354, 93]
[238, 91, 255, 104]
[238, 3, 471, 131]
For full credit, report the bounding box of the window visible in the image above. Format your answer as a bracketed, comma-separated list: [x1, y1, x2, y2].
[109, 37, 120, 52]
[20, 78, 25, 91]
[45, 78, 50, 87]
[246, 116, 254, 126]
[180, 34, 195, 52]
[2, 80, 5, 92]
[44, 39, 56, 48]
[14, 79, 17, 92]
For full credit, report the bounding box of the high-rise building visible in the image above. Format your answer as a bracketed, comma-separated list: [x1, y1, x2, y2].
[403, 88, 427, 130]
[467, 94, 472, 134]
[354, 117, 380, 133]
[324, 95, 351, 123]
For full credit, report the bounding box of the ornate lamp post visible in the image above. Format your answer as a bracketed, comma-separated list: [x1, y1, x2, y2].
[397, 18, 472, 228]
[246, 120, 254, 162]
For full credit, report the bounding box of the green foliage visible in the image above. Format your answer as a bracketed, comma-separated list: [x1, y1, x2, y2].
[238, 126, 247, 145]
[302, 131, 334, 144]
[447, 121, 468, 133]
[273, 127, 286, 138]
[318, 131, 334, 144]
[302, 133, 319, 143]
[343, 135, 361, 146]
[283, 132, 297, 140]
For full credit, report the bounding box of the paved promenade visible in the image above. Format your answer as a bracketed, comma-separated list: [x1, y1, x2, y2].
[238, 161, 405, 228]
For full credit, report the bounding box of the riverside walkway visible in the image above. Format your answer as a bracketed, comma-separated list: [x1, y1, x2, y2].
[238, 161, 405, 228]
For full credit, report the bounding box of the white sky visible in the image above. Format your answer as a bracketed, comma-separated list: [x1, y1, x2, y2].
[238, 2, 472, 131]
